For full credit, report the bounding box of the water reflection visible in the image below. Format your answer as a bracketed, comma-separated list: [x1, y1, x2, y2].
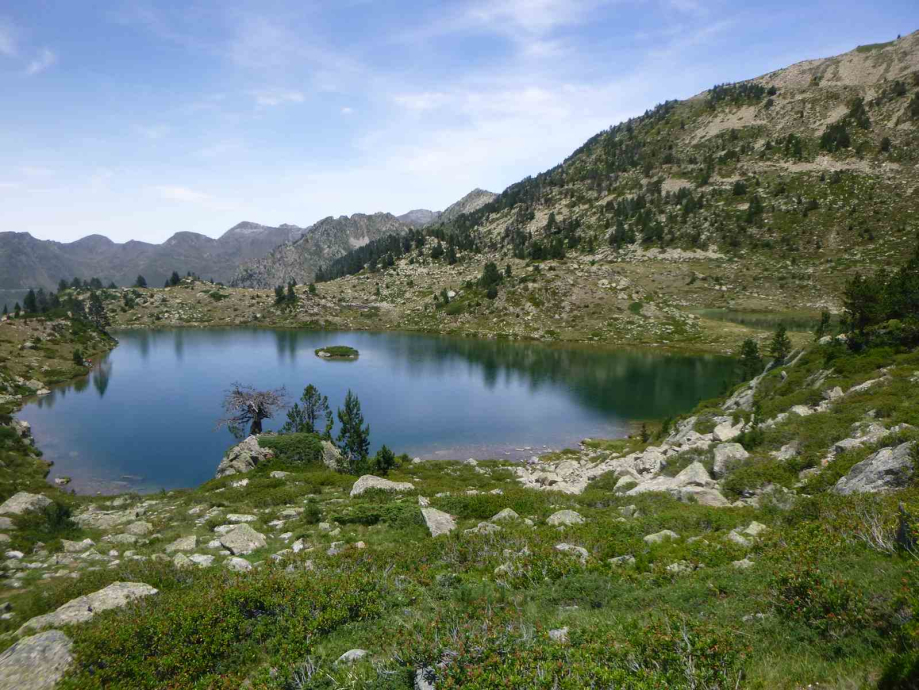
[19, 329, 734, 494]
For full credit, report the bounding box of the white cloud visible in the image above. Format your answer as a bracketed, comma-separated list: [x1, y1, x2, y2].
[154, 185, 212, 203]
[136, 124, 171, 140]
[392, 92, 450, 112]
[25, 48, 56, 76]
[250, 89, 304, 106]
[0, 19, 16, 56]
[341, 106, 354, 115]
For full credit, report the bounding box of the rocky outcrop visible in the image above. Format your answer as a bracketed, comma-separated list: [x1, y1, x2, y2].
[713, 443, 749, 478]
[17, 582, 158, 635]
[215, 436, 274, 478]
[0, 630, 73, 690]
[834, 442, 915, 495]
[0, 492, 51, 516]
[350, 475, 415, 498]
[321, 441, 344, 471]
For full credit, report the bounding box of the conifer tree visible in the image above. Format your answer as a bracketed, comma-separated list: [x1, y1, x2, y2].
[337, 389, 370, 472]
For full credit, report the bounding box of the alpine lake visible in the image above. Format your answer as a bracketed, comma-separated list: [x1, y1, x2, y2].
[19, 329, 735, 494]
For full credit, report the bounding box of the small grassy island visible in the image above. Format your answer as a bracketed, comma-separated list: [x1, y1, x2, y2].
[315, 345, 359, 359]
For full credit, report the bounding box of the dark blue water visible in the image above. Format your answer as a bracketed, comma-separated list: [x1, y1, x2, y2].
[19, 329, 734, 494]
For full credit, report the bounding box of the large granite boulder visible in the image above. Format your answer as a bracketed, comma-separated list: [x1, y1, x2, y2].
[215, 436, 274, 478]
[546, 510, 585, 527]
[350, 475, 415, 498]
[17, 582, 158, 635]
[834, 442, 915, 495]
[0, 492, 52, 516]
[0, 630, 73, 690]
[713, 443, 749, 478]
[321, 441, 344, 471]
[218, 524, 267, 555]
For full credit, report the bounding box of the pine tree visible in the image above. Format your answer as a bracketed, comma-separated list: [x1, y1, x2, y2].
[337, 390, 370, 472]
[135, 275, 147, 288]
[814, 311, 832, 342]
[283, 384, 331, 435]
[58, 279, 68, 292]
[769, 325, 792, 363]
[23, 289, 37, 314]
[373, 445, 395, 476]
[738, 338, 763, 380]
[169, 271, 181, 286]
[87, 291, 110, 331]
[13, 303, 20, 317]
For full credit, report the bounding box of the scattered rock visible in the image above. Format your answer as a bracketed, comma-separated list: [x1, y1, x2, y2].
[337, 649, 368, 664]
[165, 536, 196, 553]
[490, 508, 520, 522]
[225, 557, 252, 572]
[733, 558, 755, 569]
[61, 539, 93, 554]
[548, 627, 569, 643]
[17, 582, 158, 635]
[834, 442, 915, 495]
[0, 493, 52, 516]
[421, 508, 456, 537]
[269, 471, 290, 479]
[617, 505, 639, 519]
[713, 443, 749, 478]
[608, 554, 636, 567]
[219, 524, 267, 555]
[546, 510, 585, 527]
[644, 530, 680, 545]
[0, 629, 73, 690]
[123, 521, 153, 536]
[226, 514, 257, 523]
[464, 522, 501, 536]
[350, 475, 415, 498]
[555, 543, 589, 562]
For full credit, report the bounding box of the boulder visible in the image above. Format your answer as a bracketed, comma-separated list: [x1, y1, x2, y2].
[617, 504, 639, 519]
[321, 441, 344, 471]
[608, 554, 636, 567]
[123, 521, 153, 536]
[713, 421, 744, 443]
[226, 514, 257, 523]
[464, 522, 501, 536]
[215, 436, 274, 478]
[555, 543, 589, 562]
[17, 582, 158, 635]
[548, 627, 569, 643]
[350, 475, 415, 498]
[225, 557, 252, 572]
[673, 462, 715, 488]
[0, 630, 73, 690]
[219, 524, 267, 555]
[546, 510, 585, 527]
[337, 649, 368, 664]
[643, 529, 680, 545]
[421, 508, 456, 537]
[834, 442, 915, 495]
[732, 558, 755, 569]
[679, 487, 731, 507]
[491, 508, 520, 522]
[61, 539, 94, 554]
[0, 492, 51, 516]
[713, 443, 749, 478]
[165, 536, 196, 553]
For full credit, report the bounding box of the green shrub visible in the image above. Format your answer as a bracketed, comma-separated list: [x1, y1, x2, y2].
[257, 433, 323, 464]
[771, 562, 869, 639]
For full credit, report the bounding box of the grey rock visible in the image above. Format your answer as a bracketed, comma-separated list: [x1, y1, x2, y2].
[726, 531, 752, 548]
[414, 667, 436, 690]
[189, 554, 214, 568]
[173, 554, 193, 569]
[617, 504, 639, 519]
[219, 524, 267, 555]
[0, 630, 73, 690]
[666, 560, 694, 574]
[60, 539, 94, 554]
[336, 649, 368, 664]
[743, 521, 769, 537]
[555, 543, 589, 562]
[678, 486, 731, 507]
[269, 471, 290, 479]
[350, 475, 415, 498]
[490, 508, 520, 522]
[17, 582, 158, 635]
[733, 558, 755, 569]
[546, 510, 585, 527]
[165, 536, 196, 553]
[215, 435, 274, 478]
[123, 521, 153, 536]
[713, 443, 749, 478]
[421, 508, 456, 537]
[321, 441, 344, 471]
[834, 442, 915, 495]
[713, 420, 743, 443]
[548, 627, 569, 643]
[643, 529, 680, 545]
[225, 557, 252, 572]
[464, 522, 501, 536]
[608, 554, 636, 567]
[226, 514, 257, 523]
[0, 492, 51, 516]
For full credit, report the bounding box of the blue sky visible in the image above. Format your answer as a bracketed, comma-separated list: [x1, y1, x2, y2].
[0, 1, 915, 243]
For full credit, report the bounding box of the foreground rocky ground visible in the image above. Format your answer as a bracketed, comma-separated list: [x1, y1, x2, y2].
[0, 314, 914, 687]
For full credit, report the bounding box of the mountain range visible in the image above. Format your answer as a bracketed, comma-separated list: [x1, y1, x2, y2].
[0, 189, 496, 291]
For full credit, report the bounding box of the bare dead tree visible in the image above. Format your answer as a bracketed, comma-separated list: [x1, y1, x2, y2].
[216, 382, 287, 439]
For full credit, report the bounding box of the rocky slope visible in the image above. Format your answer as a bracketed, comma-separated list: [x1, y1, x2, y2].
[232, 189, 498, 289]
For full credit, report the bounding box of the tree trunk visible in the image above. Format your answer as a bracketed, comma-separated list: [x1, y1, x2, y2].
[250, 418, 263, 436]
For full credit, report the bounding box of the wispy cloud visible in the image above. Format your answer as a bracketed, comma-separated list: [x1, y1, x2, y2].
[136, 124, 171, 140]
[0, 18, 16, 57]
[154, 185, 212, 203]
[250, 88, 304, 106]
[25, 48, 56, 76]
[340, 106, 354, 115]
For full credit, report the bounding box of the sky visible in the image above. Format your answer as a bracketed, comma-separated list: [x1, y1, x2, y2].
[0, 1, 915, 244]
